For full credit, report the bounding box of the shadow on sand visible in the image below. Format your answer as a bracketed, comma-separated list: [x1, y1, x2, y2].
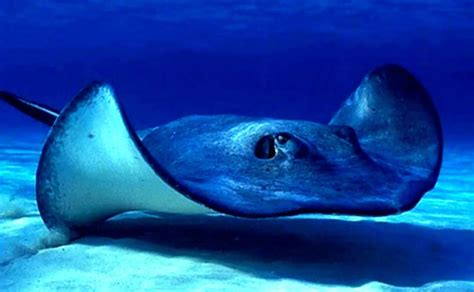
[84, 213, 474, 287]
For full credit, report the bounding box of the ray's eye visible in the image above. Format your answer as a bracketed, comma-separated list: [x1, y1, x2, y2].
[255, 135, 276, 159]
[276, 132, 290, 144]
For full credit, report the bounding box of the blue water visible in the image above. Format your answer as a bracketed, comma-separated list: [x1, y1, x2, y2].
[0, 1, 473, 290]
[1, 1, 473, 138]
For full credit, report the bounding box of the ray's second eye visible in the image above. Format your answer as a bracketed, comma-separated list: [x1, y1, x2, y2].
[255, 135, 276, 159]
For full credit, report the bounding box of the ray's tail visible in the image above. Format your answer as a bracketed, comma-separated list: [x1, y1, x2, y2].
[0, 91, 59, 126]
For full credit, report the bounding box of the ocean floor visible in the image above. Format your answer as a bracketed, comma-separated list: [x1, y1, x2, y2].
[0, 134, 473, 291]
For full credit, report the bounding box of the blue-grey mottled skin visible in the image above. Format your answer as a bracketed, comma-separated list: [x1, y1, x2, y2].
[142, 65, 443, 217]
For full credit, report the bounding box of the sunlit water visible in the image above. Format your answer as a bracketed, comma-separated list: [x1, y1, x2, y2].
[1, 1, 473, 291]
[0, 134, 472, 291]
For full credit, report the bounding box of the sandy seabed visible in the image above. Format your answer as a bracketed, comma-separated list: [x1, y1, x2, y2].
[0, 135, 473, 291]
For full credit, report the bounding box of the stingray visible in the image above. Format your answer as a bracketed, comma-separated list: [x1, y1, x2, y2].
[0, 64, 443, 237]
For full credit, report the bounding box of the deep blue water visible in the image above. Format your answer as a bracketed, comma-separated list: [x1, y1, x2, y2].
[0, 1, 473, 140]
[0, 1, 473, 290]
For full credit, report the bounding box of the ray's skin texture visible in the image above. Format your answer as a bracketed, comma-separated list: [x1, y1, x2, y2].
[142, 65, 442, 217]
[143, 117, 393, 216]
[0, 64, 443, 234]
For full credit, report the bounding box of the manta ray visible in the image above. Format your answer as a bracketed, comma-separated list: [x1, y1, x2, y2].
[0, 64, 443, 237]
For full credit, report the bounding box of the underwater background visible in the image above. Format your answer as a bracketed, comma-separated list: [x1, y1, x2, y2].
[0, 1, 473, 291]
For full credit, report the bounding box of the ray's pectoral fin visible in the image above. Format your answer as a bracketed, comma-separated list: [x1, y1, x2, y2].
[36, 82, 211, 237]
[330, 64, 443, 211]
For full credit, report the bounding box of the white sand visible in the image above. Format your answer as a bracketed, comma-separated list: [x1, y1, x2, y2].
[0, 140, 473, 291]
